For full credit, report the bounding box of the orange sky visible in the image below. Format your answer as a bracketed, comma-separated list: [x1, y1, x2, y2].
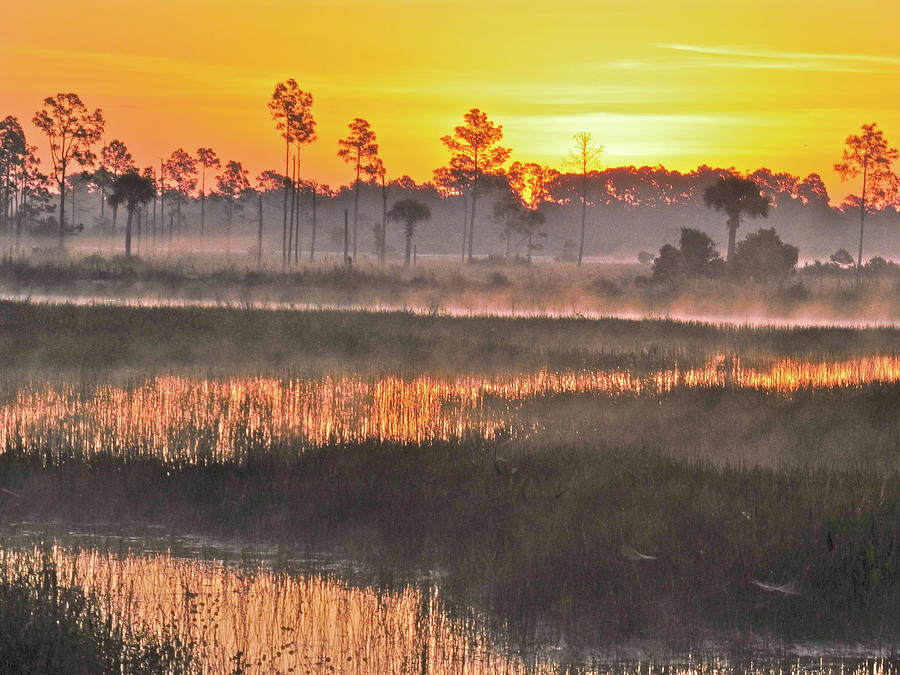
[2, 0, 899, 202]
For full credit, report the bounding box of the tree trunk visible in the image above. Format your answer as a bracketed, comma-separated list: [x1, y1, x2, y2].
[200, 168, 206, 254]
[404, 229, 412, 267]
[467, 184, 477, 262]
[726, 215, 739, 263]
[287, 153, 296, 267]
[577, 172, 587, 266]
[58, 172, 66, 248]
[294, 153, 301, 265]
[343, 209, 350, 266]
[460, 195, 467, 263]
[309, 188, 317, 262]
[159, 159, 164, 255]
[380, 180, 388, 266]
[257, 192, 263, 269]
[282, 140, 289, 270]
[125, 206, 134, 258]
[226, 199, 232, 253]
[352, 166, 360, 259]
[857, 162, 868, 276]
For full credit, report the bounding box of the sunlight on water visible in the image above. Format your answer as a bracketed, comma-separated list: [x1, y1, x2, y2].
[0, 355, 896, 463]
[0, 544, 894, 675]
[1, 545, 542, 674]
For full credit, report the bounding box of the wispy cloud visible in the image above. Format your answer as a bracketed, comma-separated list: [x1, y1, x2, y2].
[6, 46, 275, 96]
[653, 43, 900, 73]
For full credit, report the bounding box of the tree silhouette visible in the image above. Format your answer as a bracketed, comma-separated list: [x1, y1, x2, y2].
[108, 171, 155, 258]
[387, 198, 431, 267]
[432, 165, 473, 262]
[732, 228, 798, 281]
[370, 158, 391, 265]
[269, 79, 316, 268]
[834, 123, 898, 270]
[441, 109, 510, 261]
[830, 248, 855, 268]
[4, 137, 47, 249]
[703, 176, 769, 262]
[162, 148, 197, 245]
[100, 140, 134, 234]
[0, 117, 27, 239]
[216, 160, 250, 252]
[492, 196, 546, 262]
[196, 148, 221, 252]
[32, 93, 105, 246]
[338, 118, 379, 259]
[563, 132, 603, 265]
[651, 228, 721, 282]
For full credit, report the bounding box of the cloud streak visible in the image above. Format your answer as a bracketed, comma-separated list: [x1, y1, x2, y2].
[653, 43, 900, 73]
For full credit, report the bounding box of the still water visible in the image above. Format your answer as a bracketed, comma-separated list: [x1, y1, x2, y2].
[1, 533, 895, 674]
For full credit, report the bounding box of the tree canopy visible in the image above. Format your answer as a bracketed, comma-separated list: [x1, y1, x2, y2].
[703, 176, 769, 262]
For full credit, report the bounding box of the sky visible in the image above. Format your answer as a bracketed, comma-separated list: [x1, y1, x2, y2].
[2, 0, 899, 202]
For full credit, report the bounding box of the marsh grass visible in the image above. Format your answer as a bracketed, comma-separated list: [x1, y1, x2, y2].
[0, 299, 896, 665]
[0, 254, 896, 323]
[0, 548, 194, 673]
[0, 299, 896, 375]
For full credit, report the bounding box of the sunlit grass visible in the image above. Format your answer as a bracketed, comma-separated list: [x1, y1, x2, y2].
[0, 355, 896, 465]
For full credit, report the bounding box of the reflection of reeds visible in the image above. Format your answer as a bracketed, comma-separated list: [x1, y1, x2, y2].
[0, 547, 193, 672]
[0, 542, 894, 674]
[1, 544, 553, 674]
[0, 355, 896, 464]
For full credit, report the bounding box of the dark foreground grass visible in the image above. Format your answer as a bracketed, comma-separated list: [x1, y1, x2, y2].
[1, 439, 897, 652]
[0, 299, 896, 374]
[0, 550, 194, 673]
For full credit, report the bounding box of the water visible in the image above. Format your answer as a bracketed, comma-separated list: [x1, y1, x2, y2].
[0, 530, 895, 674]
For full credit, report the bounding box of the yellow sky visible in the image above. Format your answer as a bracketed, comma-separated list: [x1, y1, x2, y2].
[2, 0, 899, 201]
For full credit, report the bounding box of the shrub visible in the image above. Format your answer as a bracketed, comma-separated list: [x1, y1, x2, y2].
[732, 228, 799, 282]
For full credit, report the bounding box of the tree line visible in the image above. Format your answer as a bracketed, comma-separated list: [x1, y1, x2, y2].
[0, 86, 897, 267]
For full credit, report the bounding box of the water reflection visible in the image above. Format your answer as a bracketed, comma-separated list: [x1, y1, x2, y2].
[0, 541, 894, 674]
[2, 543, 537, 674]
[0, 355, 896, 463]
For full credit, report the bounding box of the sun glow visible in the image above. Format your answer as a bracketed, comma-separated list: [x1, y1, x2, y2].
[2, 1, 899, 201]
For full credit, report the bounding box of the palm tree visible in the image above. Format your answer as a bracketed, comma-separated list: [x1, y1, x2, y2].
[703, 176, 769, 262]
[387, 198, 431, 267]
[108, 171, 156, 258]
